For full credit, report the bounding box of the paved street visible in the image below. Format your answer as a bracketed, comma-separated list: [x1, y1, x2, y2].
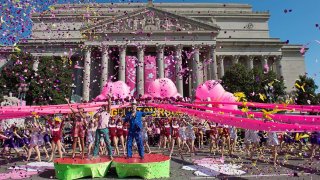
[0, 146, 319, 180]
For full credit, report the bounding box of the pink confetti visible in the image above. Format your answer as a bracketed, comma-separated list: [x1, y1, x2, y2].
[0, 170, 38, 180]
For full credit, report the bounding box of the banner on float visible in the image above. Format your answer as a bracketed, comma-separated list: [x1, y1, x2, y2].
[165, 55, 176, 83]
[111, 106, 181, 117]
[125, 56, 137, 96]
[144, 56, 157, 93]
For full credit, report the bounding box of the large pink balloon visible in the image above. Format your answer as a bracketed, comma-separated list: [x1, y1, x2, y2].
[141, 94, 152, 99]
[147, 78, 178, 98]
[218, 91, 238, 110]
[147, 79, 161, 97]
[100, 81, 131, 99]
[223, 104, 238, 110]
[196, 80, 225, 101]
[221, 92, 236, 102]
[173, 93, 182, 98]
[94, 94, 107, 101]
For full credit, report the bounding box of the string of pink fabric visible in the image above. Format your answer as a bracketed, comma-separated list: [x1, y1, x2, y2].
[176, 102, 320, 125]
[0, 103, 129, 120]
[148, 103, 320, 132]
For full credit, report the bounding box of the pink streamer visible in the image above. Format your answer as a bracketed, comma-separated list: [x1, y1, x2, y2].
[148, 103, 320, 132]
[177, 102, 320, 125]
[195, 101, 320, 112]
[0, 170, 38, 179]
[0, 104, 130, 120]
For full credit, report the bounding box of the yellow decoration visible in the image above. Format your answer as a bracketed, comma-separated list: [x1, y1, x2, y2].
[295, 133, 309, 141]
[241, 106, 249, 113]
[268, 81, 275, 87]
[234, 92, 246, 102]
[31, 112, 40, 119]
[261, 109, 273, 121]
[259, 93, 267, 102]
[14, 46, 21, 53]
[248, 114, 255, 118]
[295, 82, 306, 92]
[54, 117, 62, 123]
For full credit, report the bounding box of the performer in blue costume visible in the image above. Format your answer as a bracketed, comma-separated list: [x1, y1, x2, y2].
[124, 100, 152, 159]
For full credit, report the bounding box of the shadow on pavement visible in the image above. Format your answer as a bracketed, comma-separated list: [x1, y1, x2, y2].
[38, 169, 55, 179]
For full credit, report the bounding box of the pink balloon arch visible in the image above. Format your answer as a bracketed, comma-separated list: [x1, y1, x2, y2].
[95, 81, 131, 101]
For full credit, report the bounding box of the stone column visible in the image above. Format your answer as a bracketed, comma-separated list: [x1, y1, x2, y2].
[175, 44, 183, 96]
[233, 55, 240, 65]
[192, 45, 201, 88]
[262, 55, 268, 69]
[156, 44, 165, 78]
[100, 45, 109, 90]
[248, 56, 254, 69]
[209, 45, 218, 80]
[137, 45, 145, 96]
[32, 57, 39, 72]
[83, 47, 91, 101]
[276, 55, 283, 78]
[32, 57, 40, 77]
[218, 55, 225, 78]
[203, 58, 208, 82]
[119, 45, 126, 82]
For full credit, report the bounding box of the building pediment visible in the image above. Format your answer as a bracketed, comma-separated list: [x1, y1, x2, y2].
[81, 7, 220, 34]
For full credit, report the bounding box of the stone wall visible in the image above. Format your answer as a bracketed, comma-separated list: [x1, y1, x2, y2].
[281, 45, 306, 91]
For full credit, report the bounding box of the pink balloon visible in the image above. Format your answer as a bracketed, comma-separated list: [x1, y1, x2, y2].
[222, 104, 238, 110]
[173, 93, 182, 98]
[147, 80, 161, 97]
[195, 83, 209, 100]
[196, 80, 225, 101]
[94, 94, 107, 101]
[112, 81, 131, 99]
[221, 92, 236, 102]
[218, 92, 237, 109]
[141, 94, 152, 99]
[147, 78, 178, 98]
[100, 81, 131, 99]
[101, 83, 111, 95]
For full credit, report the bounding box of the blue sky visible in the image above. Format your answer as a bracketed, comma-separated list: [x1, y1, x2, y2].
[1, 0, 320, 89]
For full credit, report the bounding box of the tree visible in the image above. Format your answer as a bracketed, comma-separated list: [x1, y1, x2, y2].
[221, 63, 286, 103]
[294, 75, 318, 105]
[0, 52, 73, 105]
[221, 63, 253, 97]
[250, 68, 286, 103]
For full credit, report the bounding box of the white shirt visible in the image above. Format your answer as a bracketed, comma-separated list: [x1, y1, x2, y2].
[98, 111, 110, 129]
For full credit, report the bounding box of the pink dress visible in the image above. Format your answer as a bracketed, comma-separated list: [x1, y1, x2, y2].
[72, 116, 85, 138]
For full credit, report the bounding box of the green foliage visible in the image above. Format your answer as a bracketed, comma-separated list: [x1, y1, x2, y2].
[221, 63, 286, 103]
[0, 52, 73, 105]
[220, 63, 253, 95]
[294, 75, 318, 105]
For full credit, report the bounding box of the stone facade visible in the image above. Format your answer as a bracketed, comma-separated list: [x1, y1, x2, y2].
[2, 3, 305, 100]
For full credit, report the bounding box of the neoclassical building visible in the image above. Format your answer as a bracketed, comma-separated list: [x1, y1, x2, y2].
[0, 2, 306, 101]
